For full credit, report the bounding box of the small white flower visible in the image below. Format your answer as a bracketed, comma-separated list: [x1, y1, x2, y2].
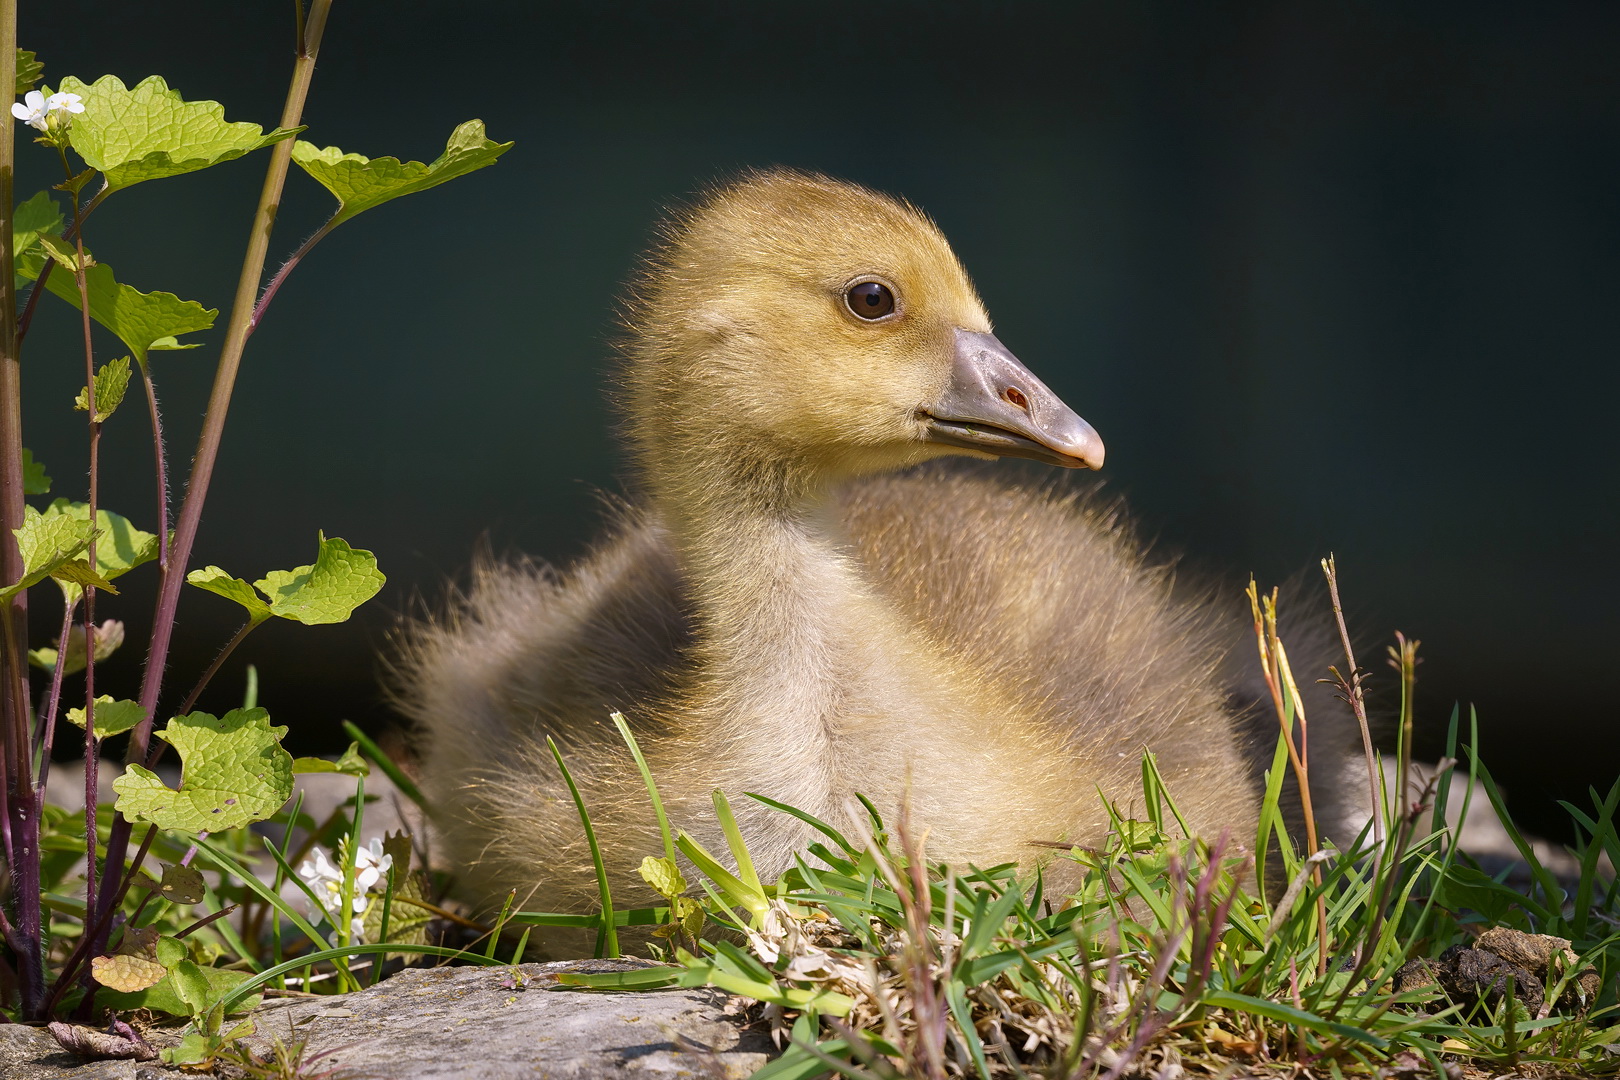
[45, 92, 84, 116]
[295, 839, 395, 944]
[11, 90, 47, 130]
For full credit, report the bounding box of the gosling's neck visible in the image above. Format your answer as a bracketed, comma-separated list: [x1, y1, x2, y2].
[644, 436, 951, 809]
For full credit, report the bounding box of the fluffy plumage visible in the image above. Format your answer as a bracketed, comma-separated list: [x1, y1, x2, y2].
[393, 170, 1356, 927]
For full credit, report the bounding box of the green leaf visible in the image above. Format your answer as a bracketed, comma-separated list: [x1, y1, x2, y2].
[158, 864, 207, 905]
[292, 119, 512, 228]
[186, 566, 271, 623]
[38, 500, 158, 601]
[17, 246, 215, 363]
[102, 963, 260, 1020]
[3, 503, 90, 598]
[12, 190, 62, 268]
[112, 708, 294, 833]
[170, 959, 211, 1018]
[15, 49, 43, 95]
[35, 231, 88, 270]
[254, 534, 385, 625]
[292, 742, 369, 777]
[74, 355, 131, 422]
[639, 855, 687, 898]
[56, 75, 299, 194]
[66, 695, 147, 738]
[20, 448, 49, 495]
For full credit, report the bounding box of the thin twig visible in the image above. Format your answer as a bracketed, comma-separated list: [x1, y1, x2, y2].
[1321, 554, 1382, 844]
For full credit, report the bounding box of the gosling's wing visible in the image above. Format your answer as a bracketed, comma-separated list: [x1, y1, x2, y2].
[390, 508, 692, 757]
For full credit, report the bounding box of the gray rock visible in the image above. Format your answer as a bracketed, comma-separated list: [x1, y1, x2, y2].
[232, 960, 771, 1079]
[0, 1023, 153, 1079]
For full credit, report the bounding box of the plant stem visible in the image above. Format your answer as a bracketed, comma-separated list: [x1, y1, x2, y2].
[251, 217, 336, 333]
[1322, 555, 1382, 845]
[32, 598, 75, 774]
[0, 6, 45, 1017]
[45, 823, 157, 1017]
[137, 362, 170, 570]
[95, 0, 337, 939]
[65, 148, 103, 928]
[170, 615, 260, 735]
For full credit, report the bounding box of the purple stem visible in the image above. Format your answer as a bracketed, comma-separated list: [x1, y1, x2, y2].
[93, 0, 335, 943]
[66, 171, 103, 926]
[250, 218, 335, 334]
[32, 600, 78, 771]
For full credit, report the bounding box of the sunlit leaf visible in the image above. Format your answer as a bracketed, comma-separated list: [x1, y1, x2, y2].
[185, 566, 271, 623]
[292, 742, 369, 776]
[74, 355, 131, 422]
[36, 500, 158, 602]
[2, 503, 90, 598]
[112, 708, 293, 833]
[17, 245, 215, 363]
[66, 696, 147, 738]
[91, 953, 167, 993]
[57, 74, 299, 194]
[291, 119, 511, 227]
[254, 534, 385, 625]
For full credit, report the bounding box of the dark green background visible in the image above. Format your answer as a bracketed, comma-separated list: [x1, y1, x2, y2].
[15, 3, 1619, 837]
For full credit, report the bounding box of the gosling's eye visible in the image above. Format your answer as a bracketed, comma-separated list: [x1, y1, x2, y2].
[846, 281, 896, 320]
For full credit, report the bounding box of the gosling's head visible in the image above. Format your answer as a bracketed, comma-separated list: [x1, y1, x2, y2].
[623, 169, 1104, 489]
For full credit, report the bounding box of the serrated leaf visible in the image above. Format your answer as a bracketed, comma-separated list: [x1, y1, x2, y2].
[91, 953, 167, 993]
[3, 503, 90, 598]
[186, 566, 271, 623]
[20, 447, 49, 495]
[13, 190, 62, 269]
[254, 534, 384, 625]
[56, 75, 299, 194]
[66, 696, 147, 738]
[50, 558, 117, 594]
[17, 246, 215, 363]
[39, 500, 158, 601]
[37, 231, 90, 270]
[75, 356, 131, 421]
[292, 119, 512, 228]
[292, 742, 369, 777]
[112, 708, 293, 833]
[16, 49, 42, 95]
[158, 864, 206, 905]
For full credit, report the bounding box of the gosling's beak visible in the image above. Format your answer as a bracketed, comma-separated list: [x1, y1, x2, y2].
[921, 329, 1105, 470]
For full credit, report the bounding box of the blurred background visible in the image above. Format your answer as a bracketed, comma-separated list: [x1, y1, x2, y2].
[13, 2, 1618, 838]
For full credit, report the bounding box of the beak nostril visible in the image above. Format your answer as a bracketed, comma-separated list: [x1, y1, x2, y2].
[1004, 386, 1029, 411]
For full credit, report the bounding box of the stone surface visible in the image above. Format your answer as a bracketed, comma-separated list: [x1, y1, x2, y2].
[0, 1023, 159, 1079]
[231, 960, 771, 1079]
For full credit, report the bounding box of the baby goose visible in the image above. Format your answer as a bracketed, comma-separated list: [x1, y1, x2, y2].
[396, 169, 1350, 919]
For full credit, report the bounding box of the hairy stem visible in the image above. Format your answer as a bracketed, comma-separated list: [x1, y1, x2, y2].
[97, 0, 337, 937]
[138, 362, 170, 570]
[0, 8, 46, 1017]
[148, 619, 261, 771]
[251, 217, 337, 333]
[64, 149, 104, 926]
